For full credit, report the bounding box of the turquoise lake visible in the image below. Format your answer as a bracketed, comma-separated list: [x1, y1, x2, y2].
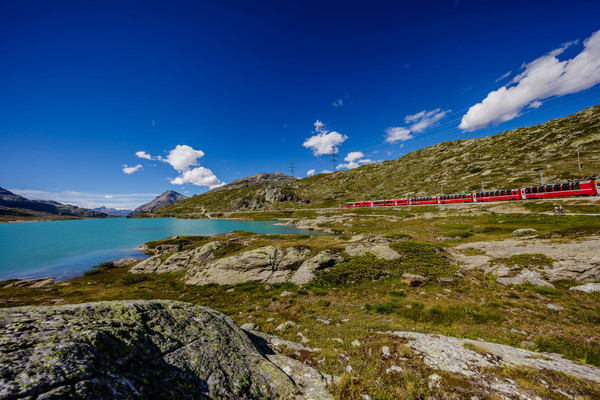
[0, 218, 322, 281]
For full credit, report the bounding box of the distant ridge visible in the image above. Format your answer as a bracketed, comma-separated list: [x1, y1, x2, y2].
[0, 187, 110, 219]
[93, 206, 132, 217]
[209, 172, 296, 192]
[129, 191, 186, 216]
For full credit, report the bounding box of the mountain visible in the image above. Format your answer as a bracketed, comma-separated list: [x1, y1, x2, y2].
[0, 188, 110, 220]
[146, 103, 600, 217]
[93, 206, 132, 217]
[129, 191, 187, 216]
[209, 172, 296, 192]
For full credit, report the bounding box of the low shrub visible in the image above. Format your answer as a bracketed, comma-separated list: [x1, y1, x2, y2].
[84, 262, 116, 276]
[121, 273, 150, 285]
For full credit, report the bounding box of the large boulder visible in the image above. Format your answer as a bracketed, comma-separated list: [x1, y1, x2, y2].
[0, 300, 331, 399]
[185, 246, 311, 285]
[289, 251, 344, 285]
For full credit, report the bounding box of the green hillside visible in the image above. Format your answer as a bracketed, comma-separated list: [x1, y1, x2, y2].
[149, 104, 600, 217]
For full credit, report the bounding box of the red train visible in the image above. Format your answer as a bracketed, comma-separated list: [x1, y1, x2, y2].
[345, 179, 600, 208]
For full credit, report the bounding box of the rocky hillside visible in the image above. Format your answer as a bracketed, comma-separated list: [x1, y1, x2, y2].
[0, 300, 331, 399]
[129, 190, 186, 216]
[210, 172, 296, 192]
[0, 187, 110, 220]
[148, 104, 600, 216]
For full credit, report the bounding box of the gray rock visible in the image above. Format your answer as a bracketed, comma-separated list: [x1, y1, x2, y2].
[275, 321, 296, 331]
[241, 322, 257, 331]
[496, 270, 555, 288]
[0, 300, 332, 399]
[344, 244, 400, 260]
[4, 277, 55, 288]
[512, 228, 538, 236]
[186, 246, 310, 286]
[520, 341, 537, 349]
[289, 250, 343, 285]
[569, 282, 600, 293]
[112, 257, 141, 267]
[383, 331, 600, 397]
[402, 273, 427, 281]
[546, 303, 565, 311]
[351, 339, 361, 347]
[381, 346, 391, 356]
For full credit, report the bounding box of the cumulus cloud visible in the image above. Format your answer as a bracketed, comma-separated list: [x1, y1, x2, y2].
[170, 167, 223, 189]
[165, 145, 205, 172]
[303, 120, 348, 156]
[460, 30, 600, 131]
[321, 169, 332, 174]
[105, 195, 113, 199]
[306, 169, 316, 176]
[135, 151, 154, 160]
[384, 127, 413, 144]
[384, 108, 450, 144]
[337, 154, 374, 170]
[122, 164, 143, 175]
[344, 151, 364, 162]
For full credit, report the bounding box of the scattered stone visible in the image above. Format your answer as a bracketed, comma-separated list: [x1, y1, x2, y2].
[512, 228, 538, 236]
[520, 341, 537, 349]
[402, 273, 427, 280]
[264, 284, 272, 290]
[569, 282, 600, 293]
[496, 270, 555, 288]
[297, 332, 310, 344]
[385, 365, 403, 374]
[317, 317, 331, 325]
[240, 322, 257, 331]
[510, 328, 526, 335]
[428, 373, 442, 389]
[275, 321, 296, 331]
[360, 394, 371, 400]
[344, 243, 400, 260]
[226, 288, 235, 293]
[546, 303, 565, 311]
[3, 277, 55, 288]
[351, 339, 361, 347]
[345, 365, 353, 373]
[112, 257, 141, 267]
[331, 338, 343, 344]
[289, 250, 344, 285]
[438, 277, 454, 283]
[280, 291, 293, 297]
[381, 346, 391, 356]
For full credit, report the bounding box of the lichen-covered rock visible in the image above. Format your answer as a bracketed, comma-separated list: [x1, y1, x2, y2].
[289, 251, 344, 285]
[344, 243, 400, 260]
[512, 228, 538, 236]
[185, 246, 311, 286]
[0, 300, 332, 399]
[569, 282, 600, 293]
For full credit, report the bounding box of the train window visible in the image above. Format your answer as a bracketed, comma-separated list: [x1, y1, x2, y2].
[562, 183, 570, 190]
[532, 187, 538, 193]
[554, 184, 561, 191]
[525, 188, 531, 194]
[574, 182, 580, 190]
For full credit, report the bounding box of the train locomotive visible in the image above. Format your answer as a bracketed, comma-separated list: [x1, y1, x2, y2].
[345, 179, 600, 208]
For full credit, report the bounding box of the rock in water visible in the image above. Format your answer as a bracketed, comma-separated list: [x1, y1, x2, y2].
[0, 300, 331, 399]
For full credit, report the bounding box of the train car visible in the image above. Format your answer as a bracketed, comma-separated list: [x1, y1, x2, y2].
[384, 200, 396, 206]
[372, 200, 386, 206]
[521, 180, 598, 200]
[438, 193, 474, 204]
[409, 196, 438, 205]
[474, 189, 521, 202]
[395, 199, 410, 206]
[345, 202, 357, 207]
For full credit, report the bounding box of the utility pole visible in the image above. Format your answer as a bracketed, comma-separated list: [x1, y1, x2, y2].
[289, 162, 296, 177]
[481, 181, 485, 192]
[577, 148, 582, 171]
[440, 184, 444, 196]
[330, 148, 337, 172]
[540, 170, 544, 186]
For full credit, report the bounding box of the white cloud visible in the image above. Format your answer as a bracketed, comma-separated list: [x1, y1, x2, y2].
[170, 167, 224, 189]
[321, 169, 332, 174]
[495, 71, 512, 82]
[344, 151, 364, 162]
[384, 127, 413, 144]
[135, 151, 154, 160]
[122, 164, 143, 175]
[332, 99, 344, 107]
[404, 108, 451, 133]
[306, 169, 316, 176]
[166, 145, 205, 172]
[337, 157, 374, 170]
[384, 108, 450, 144]
[105, 195, 113, 199]
[302, 120, 348, 156]
[460, 30, 600, 131]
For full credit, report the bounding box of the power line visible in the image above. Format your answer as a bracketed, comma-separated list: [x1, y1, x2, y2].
[289, 162, 296, 177]
[330, 148, 338, 172]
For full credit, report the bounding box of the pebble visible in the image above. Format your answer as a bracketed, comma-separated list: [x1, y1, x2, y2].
[345, 365, 353, 373]
[510, 328, 526, 335]
[546, 303, 565, 311]
[351, 339, 361, 347]
[280, 291, 293, 297]
[428, 373, 441, 389]
[275, 321, 296, 331]
[331, 338, 343, 343]
[385, 365, 403, 374]
[226, 288, 234, 293]
[240, 322, 257, 331]
[382, 346, 391, 356]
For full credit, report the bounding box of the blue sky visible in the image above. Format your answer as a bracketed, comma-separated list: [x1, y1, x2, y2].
[1, 0, 600, 209]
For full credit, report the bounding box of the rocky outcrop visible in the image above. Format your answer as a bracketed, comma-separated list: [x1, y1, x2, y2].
[131, 241, 224, 274]
[209, 172, 296, 193]
[185, 246, 312, 285]
[450, 237, 600, 283]
[129, 190, 186, 217]
[0, 300, 332, 399]
[288, 251, 344, 285]
[384, 331, 600, 397]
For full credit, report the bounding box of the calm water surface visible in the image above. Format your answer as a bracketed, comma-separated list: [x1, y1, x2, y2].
[0, 218, 322, 281]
